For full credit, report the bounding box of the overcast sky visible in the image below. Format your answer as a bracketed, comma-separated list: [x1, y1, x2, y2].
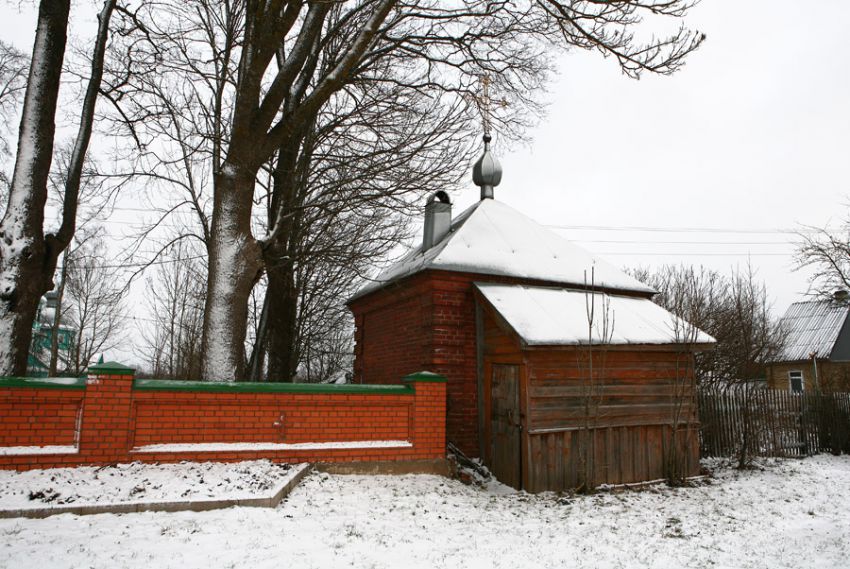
[471, 0, 849, 316]
[2, 0, 849, 325]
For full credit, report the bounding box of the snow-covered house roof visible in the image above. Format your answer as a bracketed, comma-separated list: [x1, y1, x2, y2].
[475, 283, 715, 347]
[351, 199, 655, 301]
[776, 300, 850, 362]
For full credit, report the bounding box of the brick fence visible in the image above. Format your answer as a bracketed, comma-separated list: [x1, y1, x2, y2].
[0, 362, 447, 471]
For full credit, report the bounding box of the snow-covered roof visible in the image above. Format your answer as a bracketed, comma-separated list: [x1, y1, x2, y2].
[776, 300, 850, 361]
[475, 283, 715, 347]
[352, 200, 655, 301]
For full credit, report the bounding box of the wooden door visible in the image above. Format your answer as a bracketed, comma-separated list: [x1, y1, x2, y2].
[490, 364, 521, 489]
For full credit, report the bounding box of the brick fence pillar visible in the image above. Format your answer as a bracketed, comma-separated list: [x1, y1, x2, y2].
[78, 361, 135, 464]
[403, 371, 447, 459]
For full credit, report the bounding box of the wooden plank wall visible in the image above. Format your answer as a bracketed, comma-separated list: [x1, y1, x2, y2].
[698, 388, 850, 458]
[526, 425, 699, 492]
[524, 350, 701, 492]
[479, 305, 525, 468]
[478, 302, 701, 492]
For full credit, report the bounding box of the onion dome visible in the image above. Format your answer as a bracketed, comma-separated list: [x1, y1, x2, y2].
[472, 133, 502, 200]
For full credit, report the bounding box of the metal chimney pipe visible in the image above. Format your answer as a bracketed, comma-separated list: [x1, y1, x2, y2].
[423, 191, 452, 251]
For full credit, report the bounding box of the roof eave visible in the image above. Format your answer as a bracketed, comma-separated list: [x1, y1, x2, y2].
[521, 341, 716, 352]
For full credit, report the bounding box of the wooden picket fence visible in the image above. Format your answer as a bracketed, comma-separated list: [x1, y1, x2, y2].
[697, 387, 850, 458]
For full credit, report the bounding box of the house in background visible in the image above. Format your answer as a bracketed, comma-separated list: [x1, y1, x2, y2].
[27, 296, 75, 378]
[348, 137, 714, 491]
[26, 354, 49, 378]
[767, 292, 850, 392]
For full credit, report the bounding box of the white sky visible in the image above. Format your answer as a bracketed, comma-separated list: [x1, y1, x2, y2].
[479, 0, 850, 317]
[3, 0, 850, 363]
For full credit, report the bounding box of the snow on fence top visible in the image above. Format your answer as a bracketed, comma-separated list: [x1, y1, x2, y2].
[351, 199, 656, 301]
[475, 283, 716, 346]
[0, 376, 87, 389]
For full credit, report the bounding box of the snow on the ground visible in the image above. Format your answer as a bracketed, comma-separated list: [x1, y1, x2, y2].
[0, 460, 298, 509]
[1, 455, 849, 568]
[132, 440, 411, 453]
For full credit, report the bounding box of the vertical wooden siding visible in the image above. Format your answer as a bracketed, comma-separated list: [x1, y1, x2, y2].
[527, 425, 699, 492]
[524, 350, 701, 492]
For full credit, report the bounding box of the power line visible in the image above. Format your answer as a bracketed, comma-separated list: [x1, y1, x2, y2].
[91, 255, 206, 270]
[547, 224, 822, 234]
[575, 239, 794, 246]
[600, 252, 791, 257]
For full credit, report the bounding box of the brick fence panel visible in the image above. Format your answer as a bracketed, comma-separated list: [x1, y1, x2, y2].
[0, 364, 447, 471]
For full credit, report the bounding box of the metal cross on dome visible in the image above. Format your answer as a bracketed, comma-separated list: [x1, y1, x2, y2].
[470, 75, 505, 199]
[471, 75, 508, 140]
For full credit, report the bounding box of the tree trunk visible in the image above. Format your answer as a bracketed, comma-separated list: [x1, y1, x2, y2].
[260, 134, 307, 382]
[200, 165, 263, 381]
[264, 250, 300, 381]
[48, 248, 69, 376]
[246, 291, 269, 381]
[0, 0, 70, 375]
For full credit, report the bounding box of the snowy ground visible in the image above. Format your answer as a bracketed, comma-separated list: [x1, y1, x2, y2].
[1, 455, 849, 568]
[0, 461, 298, 509]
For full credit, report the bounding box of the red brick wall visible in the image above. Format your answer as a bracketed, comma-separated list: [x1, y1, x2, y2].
[428, 274, 480, 456]
[130, 393, 411, 447]
[79, 372, 135, 464]
[350, 271, 495, 456]
[353, 276, 432, 385]
[0, 372, 446, 471]
[352, 274, 480, 447]
[0, 388, 83, 448]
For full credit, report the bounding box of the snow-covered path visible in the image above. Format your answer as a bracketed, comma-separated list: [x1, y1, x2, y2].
[1, 456, 848, 569]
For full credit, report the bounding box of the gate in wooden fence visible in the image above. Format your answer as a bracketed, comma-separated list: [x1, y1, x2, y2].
[697, 387, 850, 458]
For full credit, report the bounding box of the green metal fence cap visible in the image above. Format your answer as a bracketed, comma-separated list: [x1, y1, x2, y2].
[88, 361, 136, 375]
[133, 379, 415, 395]
[401, 371, 447, 383]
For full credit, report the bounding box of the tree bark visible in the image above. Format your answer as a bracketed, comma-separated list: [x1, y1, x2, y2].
[0, 0, 71, 375]
[264, 244, 300, 381]
[200, 165, 263, 381]
[260, 136, 305, 382]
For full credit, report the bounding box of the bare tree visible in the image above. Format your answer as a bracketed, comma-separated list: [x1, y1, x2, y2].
[106, 1, 473, 382]
[0, 39, 28, 197]
[256, 80, 472, 381]
[796, 221, 850, 300]
[0, 0, 117, 376]
[575, 267, 614, 492]
[632, 265, 785, 386]
[723, 268, 786, 468]
[632, 264, 787, 470]
[106, 0, 703, 381]
[59, 233, 127, 375]
[660, 274, 703, 485]
[45, 144, 119, 376]
[139, 241, 206, 380]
